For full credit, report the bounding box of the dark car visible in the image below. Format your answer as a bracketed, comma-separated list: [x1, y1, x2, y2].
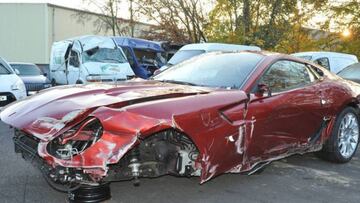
[1, 51, 359, 202]
[113, 37, 166, 79]
[10, 63, 51, 95]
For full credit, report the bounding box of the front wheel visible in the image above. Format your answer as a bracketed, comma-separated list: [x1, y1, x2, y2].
[317, 107, 359, 163]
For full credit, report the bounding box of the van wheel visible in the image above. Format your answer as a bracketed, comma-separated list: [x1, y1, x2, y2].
[317, 107, 360, 163]
[51, 79, 57, 86]
[76, 80, 83, 84]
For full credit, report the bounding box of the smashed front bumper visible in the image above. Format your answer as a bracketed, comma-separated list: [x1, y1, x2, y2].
[13, 130, 95, 189]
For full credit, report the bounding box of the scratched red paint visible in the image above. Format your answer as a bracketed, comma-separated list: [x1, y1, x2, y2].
[1, 52, 360, 184]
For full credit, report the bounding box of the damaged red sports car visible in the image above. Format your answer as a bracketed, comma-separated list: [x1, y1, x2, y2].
[1, 51, 359, 201]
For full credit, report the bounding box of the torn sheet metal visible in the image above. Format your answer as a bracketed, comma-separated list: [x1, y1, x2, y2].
[0, 71, 356, 184]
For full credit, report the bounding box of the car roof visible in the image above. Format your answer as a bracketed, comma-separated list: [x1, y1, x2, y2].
[292, 51, 358, 60]
[179, 43, 261, 52]
[113, 37, 164, 52]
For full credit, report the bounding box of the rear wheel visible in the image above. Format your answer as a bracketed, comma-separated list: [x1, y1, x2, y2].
[317, 107, 359, 163]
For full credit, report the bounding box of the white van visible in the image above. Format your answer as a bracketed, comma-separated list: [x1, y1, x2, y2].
[0, 57, 26, 107]
[292, 51, 358, 74]
[158, 43, 261, 72]
[50, 35, 135, 85]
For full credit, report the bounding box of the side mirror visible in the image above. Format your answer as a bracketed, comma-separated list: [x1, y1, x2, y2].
[256, 83, 272, 97]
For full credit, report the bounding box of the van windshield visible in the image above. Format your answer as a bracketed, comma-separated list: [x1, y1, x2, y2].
[82, 48, 127, 64]
[167, 50, 205, 65]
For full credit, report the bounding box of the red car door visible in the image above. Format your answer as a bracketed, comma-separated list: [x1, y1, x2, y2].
[245, 60, 326, 162]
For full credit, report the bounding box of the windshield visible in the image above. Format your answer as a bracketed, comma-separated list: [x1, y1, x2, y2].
[168, 50, 205, 65]
[11, 64, 42, 76]
[82, 48, 127, 63]
[154, 52, 264, 89]
[0, 63, 11, 75]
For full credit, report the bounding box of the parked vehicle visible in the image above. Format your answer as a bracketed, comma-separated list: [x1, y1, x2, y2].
[337, 63, 360, 83]
[1, 51, 360, 201]
[292, 51, 358, 73]
[50, 35, 134, 85]
[0, 57, 26, 107]
[10, 63, 51, 95]
[113, 37, 166, 79]
[158, 43, 261, 72]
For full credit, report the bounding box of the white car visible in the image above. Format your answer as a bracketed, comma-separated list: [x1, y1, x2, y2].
[50, 35, 134, 85]
[292, 51, 358, 74]
[158, 43, 261, 72]
[0, 57, 26, 108]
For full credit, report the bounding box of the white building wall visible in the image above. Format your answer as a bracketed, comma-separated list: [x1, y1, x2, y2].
[0, 3, 154, 64]
[0, 3, 48, 64]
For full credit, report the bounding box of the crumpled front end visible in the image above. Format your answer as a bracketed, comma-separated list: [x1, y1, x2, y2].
[10, 108, 201, 187]
[0, 83, 255, 187]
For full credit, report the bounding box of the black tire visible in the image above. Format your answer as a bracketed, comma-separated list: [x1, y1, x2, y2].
[317, 107, 360, 163]
[76, 80, 83, 84]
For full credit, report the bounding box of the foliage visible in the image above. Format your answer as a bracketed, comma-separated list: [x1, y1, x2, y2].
[331, 0, 360, 57]
[74, 0, 360, 58]
[134, 0, 208, 43]
[205, 0, 329, 52]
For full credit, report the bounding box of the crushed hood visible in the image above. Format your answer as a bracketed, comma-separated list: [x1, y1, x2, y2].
[0, 80, 212, 140]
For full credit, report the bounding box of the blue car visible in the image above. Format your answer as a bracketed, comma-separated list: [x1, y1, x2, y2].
[113, 37, 166, 79]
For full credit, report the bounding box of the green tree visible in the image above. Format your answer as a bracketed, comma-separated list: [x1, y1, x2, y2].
[332, 0, 360, 58]
[206, 0, 328, 51]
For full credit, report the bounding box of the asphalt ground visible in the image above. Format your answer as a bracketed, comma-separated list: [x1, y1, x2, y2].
[0, 121, 359, 203]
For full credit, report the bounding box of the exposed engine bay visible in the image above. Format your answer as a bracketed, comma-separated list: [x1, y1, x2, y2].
[13, 127, 200, 191]
[106, 130, 200, 182]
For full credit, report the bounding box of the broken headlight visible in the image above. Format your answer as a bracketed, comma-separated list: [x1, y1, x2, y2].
[47, 117, 103, 160]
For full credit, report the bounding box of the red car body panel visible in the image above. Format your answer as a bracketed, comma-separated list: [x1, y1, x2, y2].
[1, 53, 360, 183]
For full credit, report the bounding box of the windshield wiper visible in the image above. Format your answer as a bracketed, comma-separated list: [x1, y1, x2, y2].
[157, 79, 199, 86]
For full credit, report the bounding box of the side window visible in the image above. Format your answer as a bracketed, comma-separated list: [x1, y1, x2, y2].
[69, 50, 80, 67]
[315, 57, 330, 70]
[121, 46, 135, 68]
[260, 60, 312, 93]
[0, 63, 10, 74]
